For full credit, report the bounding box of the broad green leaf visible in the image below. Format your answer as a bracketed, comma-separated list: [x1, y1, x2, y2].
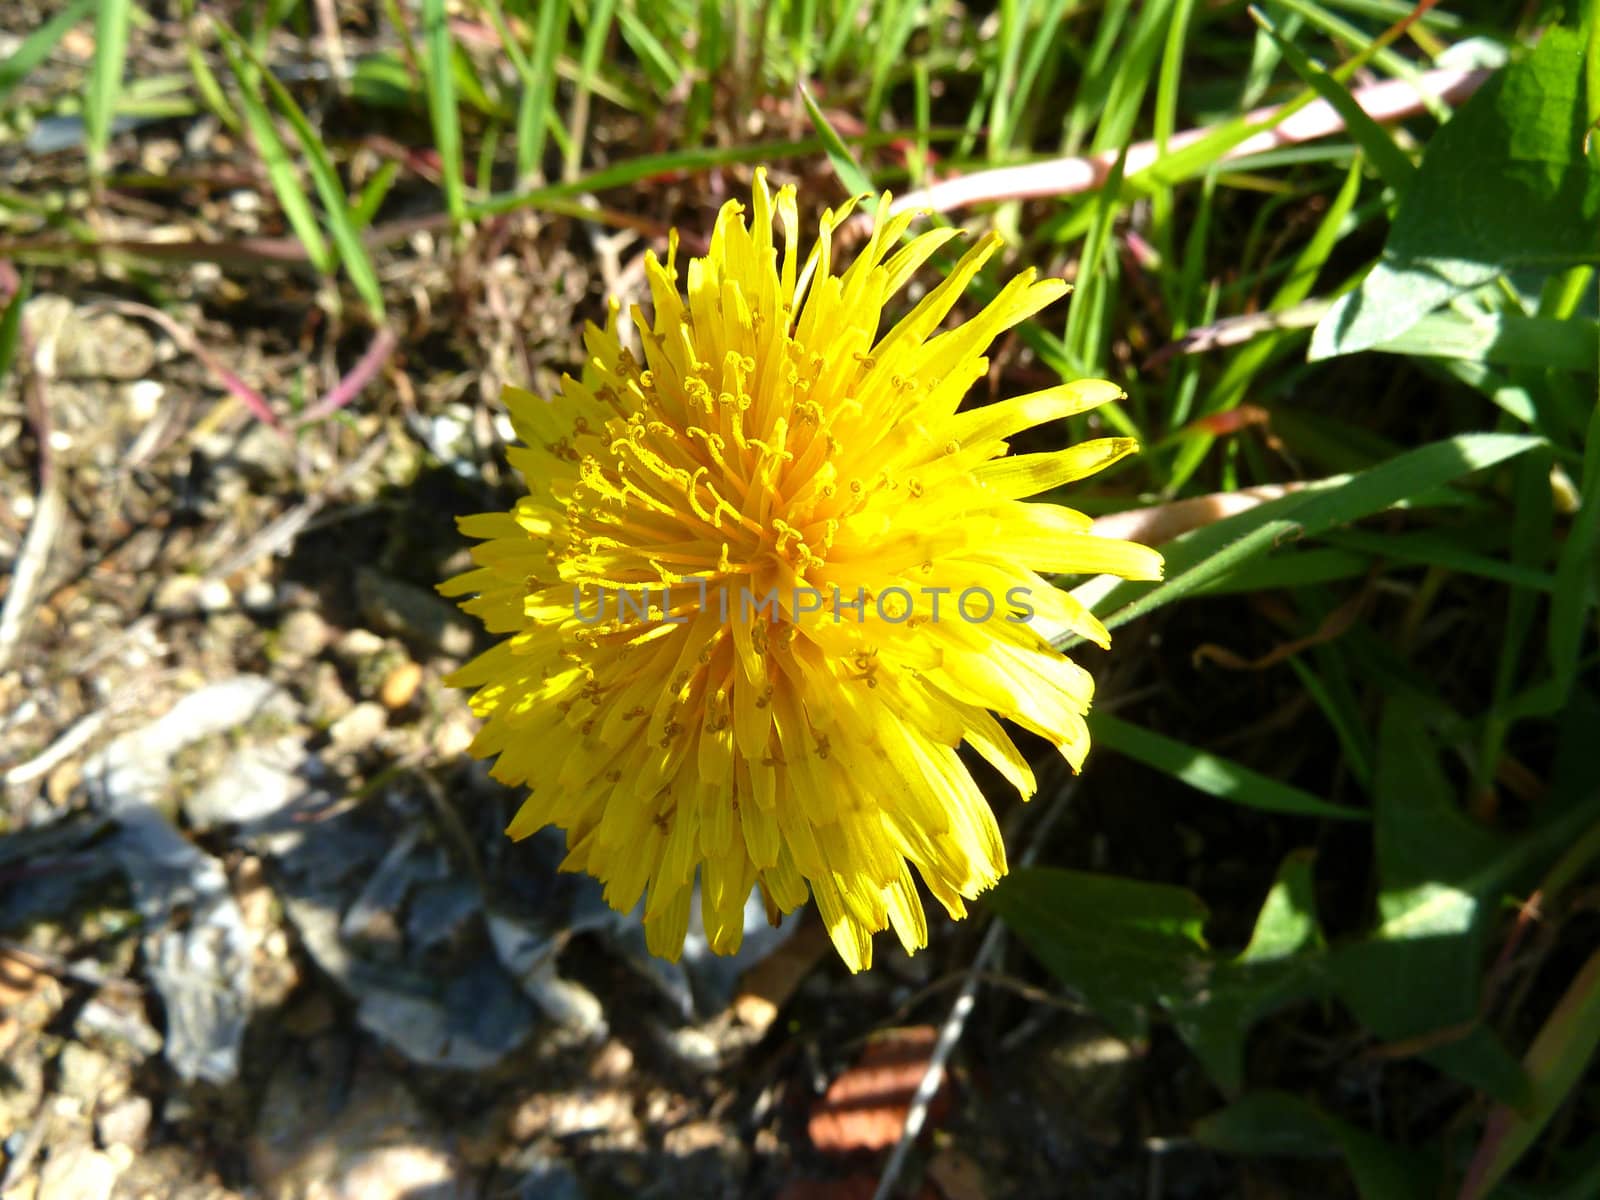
[1322, 700, 1600, 1106]
[1312, 27, 1600, 359]
[1369, 311, 1600, 372]
[987, 867, 1209, 1039]
[1196, 1091, 1440, 1199]
[1171, 851, 1328, 1092]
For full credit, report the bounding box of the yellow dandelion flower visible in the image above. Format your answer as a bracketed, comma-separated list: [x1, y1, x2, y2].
[440, 170, 1163, 971]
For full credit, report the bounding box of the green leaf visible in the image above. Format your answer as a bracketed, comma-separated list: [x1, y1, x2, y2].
[0, 0, 95, 106]
[422, 0, 464, 224]
[1253, 9, 1414, 192]
[85, 0, 132, 178]
[216, 24, 387, 322]
[1322, 699, 1600, 1106]
[987, 867, 1209, 1039]
[214, 35, 332, 273]
[1079, 433, 1546, 639]
[1368, 311, 1600, 372]
[1170, 851, 1328, 1092]
[1196, 1091, 1441, 1199]
[1312, 27, 1600, 359]
[0, 270, 31, 391]
[799, 82, 876, 202]
[1088, 713, 1363, 821]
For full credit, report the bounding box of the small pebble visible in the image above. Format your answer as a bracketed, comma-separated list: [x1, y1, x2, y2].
[432, 718, 475, 759]
[97, 1094, 153, 1149]
[240, 579, 276, 612]
[329, 702, 387, 751]
[277, 609, 330, 662]
[197, 578, 233, 613]
[333, 628, 387, 661]
[380, 661, 423, 709]
[122, 379, 164, 421]
[152, 575, 201, 614]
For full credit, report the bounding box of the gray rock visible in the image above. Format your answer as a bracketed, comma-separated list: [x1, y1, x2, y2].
[81, 677, 286, 1085]
[183, 736, 311, 832]
[356, 568, 476, 658]
[276, 609, 331, 663]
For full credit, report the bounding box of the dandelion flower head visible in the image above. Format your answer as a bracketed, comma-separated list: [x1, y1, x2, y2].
[441, 170, 1163, 970]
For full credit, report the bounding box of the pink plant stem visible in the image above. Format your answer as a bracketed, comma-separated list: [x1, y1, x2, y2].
[888, 66, 1491, 216]
[102, 300, 283, 432]
[299, 326, 398, 423]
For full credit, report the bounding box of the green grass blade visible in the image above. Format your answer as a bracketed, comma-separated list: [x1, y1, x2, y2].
[214, 35, 332, 273]
[1253, 7, 1414, 192]
[1062, 144, 1127, 369]
[1165, 157, 1364, 492]
[180, 0, 241, 133]
[1148, 0, 1196, 241]
[566, 0, 619, 182]
[516, 0, 568, 183]
[467, 130, 950, 220]
[1089, 712, 1365, 820]
[1289, 654, 1374, 789]
[616, 5, 681, 94]
[1006, 0, 1076, 151]
[217, 24, 387, 321]
[1324, 527, 1556, 592]
[1090, 0, 1175, 155]
[821, 0, 868, 74]
[0, 0, 95, 106]
[1062, 0, 1131, 154]
[0, 271, 32, 391]
[864, 0, 923, 128]
[1268, 0, 1442, 117]
[86, 0, 134, 180]
[348, 159, 400, 232]
[422, 0, 464, 225]
[800, 82, 876, 199]
[1079, 433, 1548, 638]
[985, 0, 1027, 161]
